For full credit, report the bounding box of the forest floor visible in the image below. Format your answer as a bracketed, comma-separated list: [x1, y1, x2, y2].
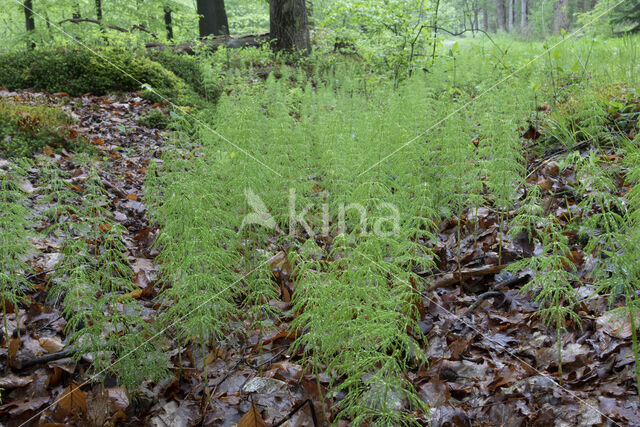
[1, 83, 640, 426]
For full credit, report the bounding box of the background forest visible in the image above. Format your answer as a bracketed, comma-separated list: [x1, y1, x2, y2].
[1, 0, 640, 426]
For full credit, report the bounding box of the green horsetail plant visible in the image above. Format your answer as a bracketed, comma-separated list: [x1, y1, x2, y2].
[50, 168, 167, 389]
[604, 137, 640, 404]
[151, 152, 241, 392]
[0, 160, 33, 348]
[563, 150, 625, 285]
[36, 157, 78, 237]
[480, 100, 525, 264]
[436, 110, 477, 281]
[507, 184, 545, 245]
[290, 234, 430, 425]
[507, 212, 581, 381]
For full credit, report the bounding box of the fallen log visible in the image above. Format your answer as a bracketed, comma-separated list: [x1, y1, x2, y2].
[58, 17, 158, 38]
[145, 33, 271, 55]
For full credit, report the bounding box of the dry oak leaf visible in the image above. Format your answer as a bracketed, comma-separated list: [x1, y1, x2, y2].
[39, 336, 65, 353]
[236, 402, 266, 427]
[57, 383, 87, 417]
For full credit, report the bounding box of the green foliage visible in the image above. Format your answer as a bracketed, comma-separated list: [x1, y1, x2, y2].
[0, 47, 204, 106]
[0, 99, 87, 157]
[611, 0, 640, 33]
[145, 50, 222, 103]
[225, 0, 269, 34]
[137, 108, 170, 129]
[507, 194, 581, 380]
[48, 167, 168, 390]
[322, 0, 434, 82]
[37, 157, 79, 235]
[1, 0, 199, 49]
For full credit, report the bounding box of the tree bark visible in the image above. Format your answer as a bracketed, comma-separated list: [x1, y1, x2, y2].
[164, 6, 173, 40]
[496, 0, 506, 31]
[552, 0, 569, 34]
[473, 9, 479, 31]
[520, 0, 528, 30]
[95, 0, 102, 21]
[269, 0, 311, 54]
[197, 0, 229, 37]
[508, 0, 515, 32]
[24, 0, 35, 31]
[482, 8, 488, 31]
[23, 0, 35, 49]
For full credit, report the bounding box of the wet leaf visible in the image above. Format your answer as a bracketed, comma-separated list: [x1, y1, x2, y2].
[236, 402, 266, 427]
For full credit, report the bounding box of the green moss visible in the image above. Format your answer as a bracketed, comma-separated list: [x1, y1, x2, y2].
[137, 109, 170, 129]
[0, 99, 90, 157]
[0, 47, 207, 107]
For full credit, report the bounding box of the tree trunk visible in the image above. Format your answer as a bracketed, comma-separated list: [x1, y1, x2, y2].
[164, 6, 173, 40]
[508, 0, 515, 32]
[520, 0, 528, 30]
[197, 0, 229, 37]
[473, 9, 479, 31]
[496, 0, 506, 31]
[552, 0, 569, 34]
[269, 0, 311, 54]
[24, 0, 35, 31]
[23, 0, 35, 49]
[482, 8, 488, 31]
[95, 0, 102, 21]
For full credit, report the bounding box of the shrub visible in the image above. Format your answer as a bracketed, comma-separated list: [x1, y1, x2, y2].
[0, 47, 205, 106]
[146, 50, 221, 103]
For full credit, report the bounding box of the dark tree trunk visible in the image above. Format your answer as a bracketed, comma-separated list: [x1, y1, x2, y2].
[164, 6, 173, 40]
[473, 9, 479, 31]
[24, 0, 35, 31]
[269, 0, 311, 54]
[197, 0, 229, 37]
[95, 0, 102, 21]
[482, 8, 488, 31]
[553, 0, 569, 34]
[496, 0, 506, 31]
[24, 0, 35, 49]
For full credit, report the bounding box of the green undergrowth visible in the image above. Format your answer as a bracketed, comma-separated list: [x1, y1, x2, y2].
[0, 47, 214, 107]
[0, 98, 90, 156]
[1, 34, 640, 423]
[146, 58, 533, 423]
[145, 36, 640, 423]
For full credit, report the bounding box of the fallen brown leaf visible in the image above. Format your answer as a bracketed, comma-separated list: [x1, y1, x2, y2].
[236, 402, 266, 427]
